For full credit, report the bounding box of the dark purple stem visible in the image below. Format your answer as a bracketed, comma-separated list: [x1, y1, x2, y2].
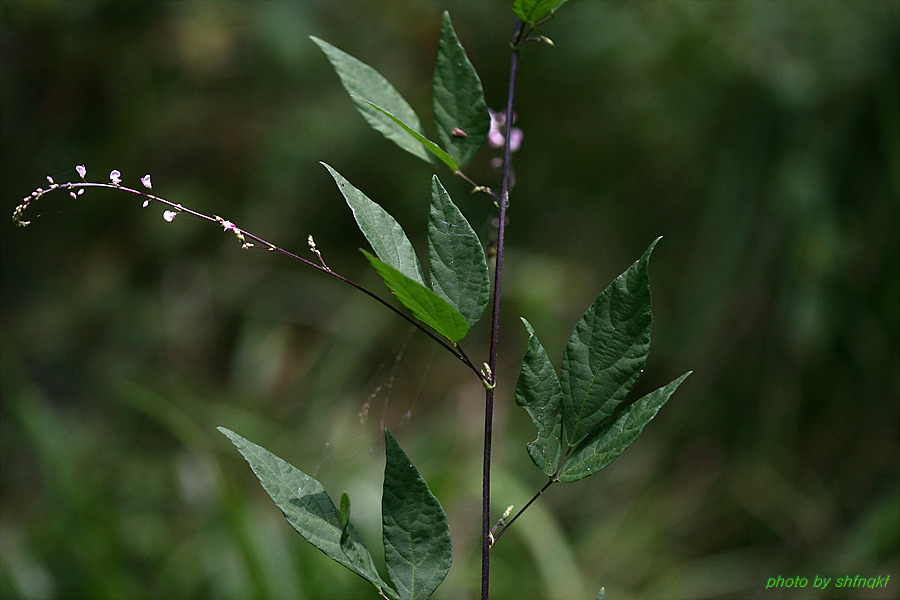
[482, 17, 523, 600]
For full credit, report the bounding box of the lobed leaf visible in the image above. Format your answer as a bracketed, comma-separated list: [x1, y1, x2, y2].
[558, 372, 691, 483]
[362, 250, 469, 343]
[561, 238, 659, 447]
[382, 429, 452, 600]
[515, 318, 564, 476]
[427, 176, 490, 327]
[323, 163, 425, 286]
[311, 36, 433, 163]
[217, 427, 396, 598]
[433, 11, 490, 166]
[362, 100, 460, 171]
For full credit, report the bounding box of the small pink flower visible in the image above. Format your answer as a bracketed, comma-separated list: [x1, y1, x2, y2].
[141, 174, 152, 190]
[110, 170, 122, 185]
[163, 210, 178, 222]
[222, 220, 235, 231]
[76, 164, 87, 179]
[487, 108, 523, 152]
[508, 128, 523, 152]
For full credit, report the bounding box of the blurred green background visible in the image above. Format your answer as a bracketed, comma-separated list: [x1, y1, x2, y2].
[2, 1, 898, 599]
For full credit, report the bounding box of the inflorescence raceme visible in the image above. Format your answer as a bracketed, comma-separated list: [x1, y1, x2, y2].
[13, 165, 483, 380]
[14, 165, 263, 253]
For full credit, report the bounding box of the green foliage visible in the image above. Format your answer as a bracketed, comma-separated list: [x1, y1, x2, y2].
[427, 175, 490, 327]
[513, 0, 569, 24]
[322, 162, 425, 285]
[314, 14, 491, 172]
[217, 427, 396, 598]
[433, 11, 490, 166]
[515, 318, 564, 476]
[362, 100, 461, 171]
[382, 430, 452, 600]
[515, 239, 691, 483]
[5, 1, 897, 598]
[220, 427, 452, 600]
[363, 250, 470, 343]
[557, 372, 690, 483]
[325, 161, 485, 341]
[561, 239, 658, 447]
[311, 36, 433, 164]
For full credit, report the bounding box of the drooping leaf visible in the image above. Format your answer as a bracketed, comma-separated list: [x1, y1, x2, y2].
[362, 250, 469, 343]
[558, 372, 691, 483]
[362, 99, 461, 171]
[561, 238, 659, 446]
[513, 0, 569, 24]
[433, 11, 490, 166]
[382, 429, 452, 600]
[218, 427, 396, 599]
[427, 176, 490, 326]
[311, 36, 433, 163]
[323, 163, 425, 286]
[515, 318, 564, 476]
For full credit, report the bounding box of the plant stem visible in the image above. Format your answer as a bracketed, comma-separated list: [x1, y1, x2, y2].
[15, 181, 483, 380]
[491, 479, 555, 544]
[482, 17, 523, 600]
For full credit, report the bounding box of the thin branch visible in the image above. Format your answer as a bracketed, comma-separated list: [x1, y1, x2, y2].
[14, 179, 483, 380]
[491, 478, 555, 544]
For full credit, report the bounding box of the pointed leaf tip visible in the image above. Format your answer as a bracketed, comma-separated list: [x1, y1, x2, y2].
[322, 163, 425, 285]
[311, 36, 433, 163]
[558, 371, 690, 482]
[383, 429, 451, 600]
[217, 428, 394, 595]
[433, 11, 489, 166]
[428, 176, 490, 327]
[561, 240, 658, 446]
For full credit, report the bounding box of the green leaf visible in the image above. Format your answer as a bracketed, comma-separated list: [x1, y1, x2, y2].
[561, 238, 659, 447]
[362, 99, 460, 171]
[339, 492, 351, 529]
[322, 163, 425, 286]
[310, 36, 433, 163]
[433, 11, 490, 166]
[558, 372, 691, 483]
[513, 0, 569, 24]
[515, 318, 564, 476]
[382, 429, 452, 600]
[338, 491, 375, 579]
[596, 587, 606, 600]
[427, 176, 490, 326]
[217, 427, 396, 598]
[362, 250, 469, 343]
